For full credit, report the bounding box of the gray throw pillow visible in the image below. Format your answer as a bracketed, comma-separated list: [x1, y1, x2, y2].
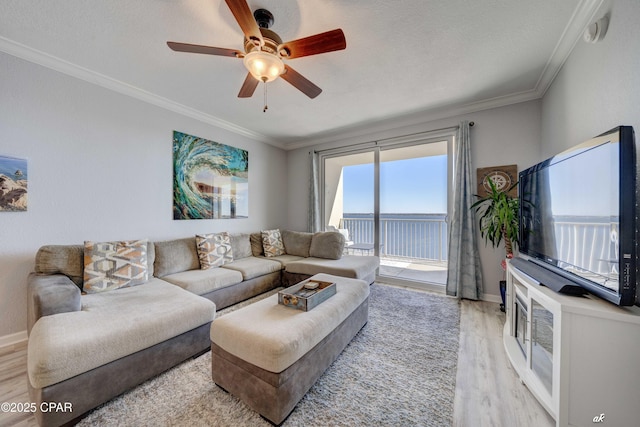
[250, 232, 264, 257]
[230, 233, 253, 259]
[309, 232, 345, 260]
[153, 237, 200, 277]
[281, 230, 313, 257]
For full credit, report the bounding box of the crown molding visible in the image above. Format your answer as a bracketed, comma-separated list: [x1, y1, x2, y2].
[534, 0, 605, 96]
[1, 0, 601, 152]
[283, 0, 603, 151]
[283, 89, 541, 151]
[0, 36, 286, 149]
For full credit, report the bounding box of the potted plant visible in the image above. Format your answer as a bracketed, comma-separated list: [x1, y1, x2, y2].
[471, 179, 519, 311]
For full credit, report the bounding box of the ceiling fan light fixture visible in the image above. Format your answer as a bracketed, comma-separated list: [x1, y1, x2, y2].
[243, 50, 284, 82]
[167, 2, 346, 99]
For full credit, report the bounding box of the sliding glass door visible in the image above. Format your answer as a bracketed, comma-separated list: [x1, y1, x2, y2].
[321, 136, 452, 287]
[324, 150, 375, 240]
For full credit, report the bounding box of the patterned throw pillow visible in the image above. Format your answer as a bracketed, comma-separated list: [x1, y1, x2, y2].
[261, 229, 285, 257]
[83, 239, 149, 293]
[196, 232, 234, 269]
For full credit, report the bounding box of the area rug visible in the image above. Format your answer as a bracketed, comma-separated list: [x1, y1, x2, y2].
[78, 283, 460, 426]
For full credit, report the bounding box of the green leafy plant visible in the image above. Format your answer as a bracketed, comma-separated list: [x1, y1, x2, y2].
[471, 179, 519, 259]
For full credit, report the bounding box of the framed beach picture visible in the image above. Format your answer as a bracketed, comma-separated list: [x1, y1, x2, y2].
[0, 155, 28, 212]
[173, 131, 248, 220]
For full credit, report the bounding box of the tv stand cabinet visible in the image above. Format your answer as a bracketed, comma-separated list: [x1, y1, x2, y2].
[504, 260, 640, 427]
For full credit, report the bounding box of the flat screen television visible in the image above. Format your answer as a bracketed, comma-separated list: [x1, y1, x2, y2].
[517, 126, 638, 306]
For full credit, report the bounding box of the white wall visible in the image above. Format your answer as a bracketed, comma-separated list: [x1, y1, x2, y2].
[287, 100, 541, 300]
[541, 0, 640, 157]
[0, 52, 288, 339]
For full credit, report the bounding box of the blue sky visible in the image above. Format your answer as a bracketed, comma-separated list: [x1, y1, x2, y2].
[343, 155, 448, 214]
[548, 141, 617, 216]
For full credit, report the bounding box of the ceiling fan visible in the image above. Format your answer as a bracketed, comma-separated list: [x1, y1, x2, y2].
[167, 0, 346, 102]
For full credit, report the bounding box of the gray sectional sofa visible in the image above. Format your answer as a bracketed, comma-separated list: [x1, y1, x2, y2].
[27, 230, 379, 426]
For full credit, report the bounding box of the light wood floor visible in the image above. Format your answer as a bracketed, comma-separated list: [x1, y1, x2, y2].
[0, 340, 36, 427]
[453, 300, 554, 427]
[0, 299, 554, 427]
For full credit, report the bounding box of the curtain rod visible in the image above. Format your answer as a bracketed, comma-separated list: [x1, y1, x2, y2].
[312, 121, 474, 154]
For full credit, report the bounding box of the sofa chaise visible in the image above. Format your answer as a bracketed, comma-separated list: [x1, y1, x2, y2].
[27, 230, 379, 426]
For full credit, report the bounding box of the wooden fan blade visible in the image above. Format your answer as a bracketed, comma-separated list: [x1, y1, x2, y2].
[238, 73, 259, 98]
[278, 29, 346, 59]
[167, 41, 241, 57]
[281, 65, 322, 98]
[224, 0, 263, 46]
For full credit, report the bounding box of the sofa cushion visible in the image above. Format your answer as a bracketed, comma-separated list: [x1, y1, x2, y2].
[285, 255, 380, 280]
[221, 257, 282, 281]
[35, 245, 84, 287]
[261, 229, 285, 257]
[161, 268, 243, 296]
[281, 230, 313, 257]
[27, 273, 82, 334]
[146, 242, 155, 278]
[83, 240, 149, 293]
[250, 232, 264, 257]
[154, 237, 200, 277]
[35, 242, 155, 289]
[261, 254, 306, 268]
[196, 232, 233, 269]
[309, 232, 345, 260]
[27, 278, 216, 389]
[230, 233, 252, 259]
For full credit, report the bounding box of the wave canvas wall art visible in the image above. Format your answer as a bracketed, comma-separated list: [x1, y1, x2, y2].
[0, 155, 28, 212]
[173, 131, 248, 220]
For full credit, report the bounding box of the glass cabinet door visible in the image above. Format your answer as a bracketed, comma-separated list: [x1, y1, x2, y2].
[530, 298, 554, 393]
[515, 296, 528, 355]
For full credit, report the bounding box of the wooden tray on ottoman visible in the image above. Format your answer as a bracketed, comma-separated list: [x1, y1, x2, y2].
[278, 279, 336, 311]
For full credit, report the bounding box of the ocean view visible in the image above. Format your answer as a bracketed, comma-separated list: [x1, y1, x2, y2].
[342, 213, 448, 262]
[0, 156, 28, 180]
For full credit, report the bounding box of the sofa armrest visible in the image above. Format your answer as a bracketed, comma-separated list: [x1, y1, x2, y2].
[27, 272, 81, 334]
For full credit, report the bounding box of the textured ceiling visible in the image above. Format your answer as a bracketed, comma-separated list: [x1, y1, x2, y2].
[0, 0, 600, 149]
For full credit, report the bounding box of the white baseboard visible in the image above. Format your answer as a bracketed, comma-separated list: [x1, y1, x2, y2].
[0, 330, 28, 349]
[376, 276, 503, 304]
[482, 294, 502, 304]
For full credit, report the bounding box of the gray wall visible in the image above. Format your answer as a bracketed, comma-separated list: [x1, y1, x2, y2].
[0, 52, 288, 339]
[542, 0, 640, 157]
[287, 100, 541, 301]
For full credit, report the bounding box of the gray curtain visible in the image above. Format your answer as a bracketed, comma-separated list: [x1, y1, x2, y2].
[308, 151, 321, 233]
[446, 121, 484, 299]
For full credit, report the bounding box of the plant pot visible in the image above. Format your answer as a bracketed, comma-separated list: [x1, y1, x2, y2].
[499, 280, 506, 312]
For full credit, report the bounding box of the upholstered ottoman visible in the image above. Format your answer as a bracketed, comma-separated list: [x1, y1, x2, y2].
[210, 273, 369, 425]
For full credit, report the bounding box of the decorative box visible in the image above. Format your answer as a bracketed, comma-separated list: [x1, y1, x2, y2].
[278, 279, 336, 311]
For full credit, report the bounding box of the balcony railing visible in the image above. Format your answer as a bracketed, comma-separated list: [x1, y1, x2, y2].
[553, 218, 617, 275]
[340, 214, 448, 262]
[339, 215, 617, 283]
